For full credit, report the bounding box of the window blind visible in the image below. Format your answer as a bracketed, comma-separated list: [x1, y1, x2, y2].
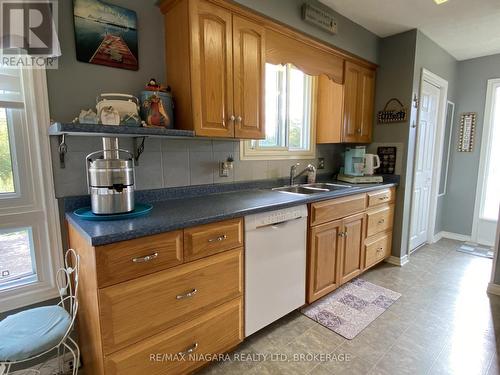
[0, 67, 24, 109]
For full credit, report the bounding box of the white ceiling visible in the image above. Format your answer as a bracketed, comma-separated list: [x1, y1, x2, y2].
[319, 0, 500, 60]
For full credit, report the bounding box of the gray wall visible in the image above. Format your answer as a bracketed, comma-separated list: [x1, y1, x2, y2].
[372, 30, 417, 258]
[372, 29, 461, 258]
[47, 0, 379, 197]
[47, 0, 379, 122]
[47, 0, 165, 122]
[442, 53, 500, 235]
[51, 137, 341, 197]
[411, 31, 459, 235]
[234, 0, 379, 63]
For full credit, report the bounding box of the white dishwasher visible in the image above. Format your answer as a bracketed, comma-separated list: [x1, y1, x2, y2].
[245, 205, 307, 337]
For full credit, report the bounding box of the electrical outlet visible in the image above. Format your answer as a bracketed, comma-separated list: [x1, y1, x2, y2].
[317, 158, 325, 170]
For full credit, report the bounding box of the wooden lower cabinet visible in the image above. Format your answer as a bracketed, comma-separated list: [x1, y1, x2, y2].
[105, 298, 243, 375]
[68, 218, 244, 375]
[307, 187, 395, 303]
[339, 213, 366, 285]
[307, 220, 343, 302]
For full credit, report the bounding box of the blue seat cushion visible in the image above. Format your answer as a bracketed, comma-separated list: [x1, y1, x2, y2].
[0, 305, 72, 362]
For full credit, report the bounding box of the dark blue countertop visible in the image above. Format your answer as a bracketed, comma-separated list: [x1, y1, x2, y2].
[66, 180, 397, 246]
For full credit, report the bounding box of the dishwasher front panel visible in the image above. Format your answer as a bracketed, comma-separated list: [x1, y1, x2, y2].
[245, 206, 307, 337]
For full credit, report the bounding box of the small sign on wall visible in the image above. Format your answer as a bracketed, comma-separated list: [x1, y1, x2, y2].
[301, 3, 337, 34]
[457, 112, 476, 152]
[377, 98, 408, 124]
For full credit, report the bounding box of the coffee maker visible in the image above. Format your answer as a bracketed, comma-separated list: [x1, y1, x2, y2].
[86, 137, 135, 214]
[338, 146, 383, 184]
[343, 146, 366, 176]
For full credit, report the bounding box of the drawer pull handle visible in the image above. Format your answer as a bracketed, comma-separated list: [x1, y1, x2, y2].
[208, 234, 227, 243]
[132, 252, 158, 263]
[176, 288, 198, 300]
[378, 196, 389, 201]
[378, 219, 385, 224]
[178, 342, 199, 356]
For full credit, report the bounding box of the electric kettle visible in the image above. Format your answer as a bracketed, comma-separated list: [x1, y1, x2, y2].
[364, 154, 381, 175]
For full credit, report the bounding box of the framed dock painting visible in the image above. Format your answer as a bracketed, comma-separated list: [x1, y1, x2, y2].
[73, 0, 139, 70]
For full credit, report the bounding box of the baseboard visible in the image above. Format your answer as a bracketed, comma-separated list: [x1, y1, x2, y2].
[385, 255, 409, 266]
[435, 231, 471, 242]
[487, 283, 500, 296]
[432, 232, 443, 243]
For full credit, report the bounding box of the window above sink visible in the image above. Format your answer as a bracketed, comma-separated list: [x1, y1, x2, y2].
[241, 63, 316, 160]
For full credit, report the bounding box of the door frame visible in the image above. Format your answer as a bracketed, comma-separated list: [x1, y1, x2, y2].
[409, 68, 449, 251]
[471, 78, 500, 246]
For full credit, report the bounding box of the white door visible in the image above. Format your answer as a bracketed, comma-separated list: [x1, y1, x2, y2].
[410, 81, 441, 251]
[473, 79, 500, 246]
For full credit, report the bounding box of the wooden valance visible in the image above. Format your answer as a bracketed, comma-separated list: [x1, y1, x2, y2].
[265, 28, 344, 84]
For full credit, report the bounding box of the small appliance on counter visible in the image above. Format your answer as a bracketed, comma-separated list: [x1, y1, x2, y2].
[343, 146, 366, 176]
[338, 146, 383, 184]
[87, 137, 135, 214]
[363, 153, 381, 175]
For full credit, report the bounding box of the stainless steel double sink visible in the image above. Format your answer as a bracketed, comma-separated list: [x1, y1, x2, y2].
[272, 183, 357, 195]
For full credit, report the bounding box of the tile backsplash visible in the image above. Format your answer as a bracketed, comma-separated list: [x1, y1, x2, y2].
[50, 137, 344, 198]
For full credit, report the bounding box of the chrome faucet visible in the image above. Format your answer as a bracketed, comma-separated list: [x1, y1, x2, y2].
[290, 163, 316, 186]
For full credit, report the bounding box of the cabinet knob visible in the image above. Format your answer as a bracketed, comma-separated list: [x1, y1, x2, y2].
[229, 115, 235, 122]
[378, 219, 385, 224]
[356, 128, 362, 134]
[178, 342, 199, 356]
[236, 116, 242, 123]
[176, 288, 198, 300]
[208, 234, 227, 243]
[132, 252, 158, 263]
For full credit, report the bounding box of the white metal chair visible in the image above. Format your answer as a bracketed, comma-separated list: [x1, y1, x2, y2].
[0, 249, 80, 375]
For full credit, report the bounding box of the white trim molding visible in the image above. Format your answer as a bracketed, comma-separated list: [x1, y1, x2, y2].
[408, 68, 449, 252]
[434, 231, 472, 242]
[472, 78, 500, 246]
[487, 283, 500, 296]
[385, 255, 409, 267]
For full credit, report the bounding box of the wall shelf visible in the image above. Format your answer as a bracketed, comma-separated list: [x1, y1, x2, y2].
[48, 122, 195, 138]
[49, 122, 195, 168]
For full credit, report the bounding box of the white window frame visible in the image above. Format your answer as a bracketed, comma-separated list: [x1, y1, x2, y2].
[0, 68, 63, 313]
[241, 64, 317, 160]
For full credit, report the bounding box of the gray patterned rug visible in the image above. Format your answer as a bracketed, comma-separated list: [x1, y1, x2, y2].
[301, 278, 401, 339]
[456, 243, 493, 259]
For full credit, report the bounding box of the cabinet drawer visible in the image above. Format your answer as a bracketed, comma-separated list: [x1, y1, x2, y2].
[367, 188, 395, 208]
[366, 205, 394, 237]
[310, 194, 366, 226]
[105, 297, 243, 375]
[365, 232, 392, 268]
[184, 218, 243, 261]
[96, 231, 183, 288]
[99, 248, 243, 354]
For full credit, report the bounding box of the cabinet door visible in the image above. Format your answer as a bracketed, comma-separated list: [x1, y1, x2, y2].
[307, 220, 342, 303]
[191, 0, 234, 137]
[316, 74, 343, 144]
[233, 15, 265, 139]
[343, 61, 375, 143]
[339, 213, 366, 284]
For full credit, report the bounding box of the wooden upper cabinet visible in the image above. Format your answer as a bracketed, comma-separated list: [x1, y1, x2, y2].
[233, 16, 265, 139]
[316, 74, 343, 144]
[191, 1, 234, 137]
[342, 61, 375, 143]
[307, 220, 342, 303]
[163, 0, 265, 139]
